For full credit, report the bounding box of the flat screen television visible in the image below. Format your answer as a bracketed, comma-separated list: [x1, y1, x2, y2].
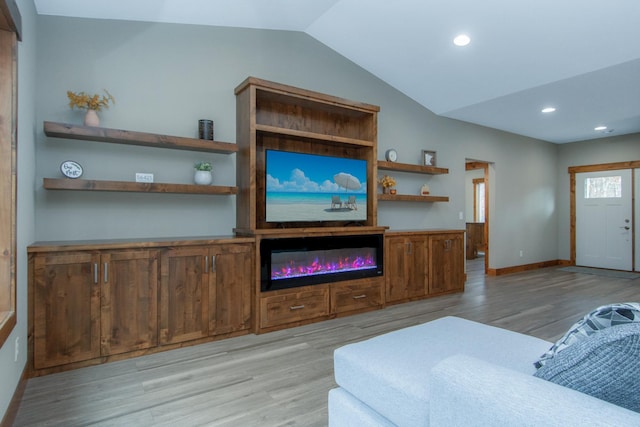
[265, 149, 368, 224]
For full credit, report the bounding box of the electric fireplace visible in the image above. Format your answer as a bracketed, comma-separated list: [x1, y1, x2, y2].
[260, 234, 384, 291]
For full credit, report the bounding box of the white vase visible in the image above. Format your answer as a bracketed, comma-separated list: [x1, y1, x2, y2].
[84, 109, 100, 127]
[194, 170, 212, 185]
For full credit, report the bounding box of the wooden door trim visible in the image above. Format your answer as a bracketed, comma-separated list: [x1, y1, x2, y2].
[0, 0, 21, 39]
[0, 27, 17, 349]
[466, 161, 490, 273]
[569, 161, 640, 174]
[568, 161, 638, 268]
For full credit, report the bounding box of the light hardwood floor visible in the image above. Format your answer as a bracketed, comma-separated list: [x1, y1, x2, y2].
[14, 258, 640, 426]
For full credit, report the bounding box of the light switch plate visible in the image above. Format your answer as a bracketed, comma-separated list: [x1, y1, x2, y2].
[136, 173, 154, 183]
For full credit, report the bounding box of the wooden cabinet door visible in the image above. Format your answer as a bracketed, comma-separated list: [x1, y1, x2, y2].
[385, 236, 428, 303]
[100, 250, 158, 356]
[209, 243, 253, 335]
[159, 247, 209, 345]
[429, 233, 464, 294]
[406, 236, 429, 297]
[385, 236, 409, 303]
[33, 252, 101, 369]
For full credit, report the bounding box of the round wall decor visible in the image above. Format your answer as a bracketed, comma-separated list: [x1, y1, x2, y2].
[60, 160, 83, 179]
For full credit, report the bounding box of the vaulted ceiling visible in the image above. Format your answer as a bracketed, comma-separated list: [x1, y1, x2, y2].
[34, 0, 640, 144]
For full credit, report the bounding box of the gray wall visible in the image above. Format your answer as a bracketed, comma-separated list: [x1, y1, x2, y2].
[0, 0, 37, 418]
[34, 16, 561, 270]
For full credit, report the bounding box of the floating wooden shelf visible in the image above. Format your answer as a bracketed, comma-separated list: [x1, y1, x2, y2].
[377, 161, 449, 203]
[378, 193, 449, 203]
[43, 178, 237, 195]
[44, 121, 238, 154]
[255, 124, 375, 148]
[377, 160, 448, 175]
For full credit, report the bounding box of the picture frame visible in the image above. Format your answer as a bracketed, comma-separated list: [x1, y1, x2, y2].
[422, 150, 437, 167]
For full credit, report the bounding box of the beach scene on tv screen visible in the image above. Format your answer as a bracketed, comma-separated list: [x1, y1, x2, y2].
[266, 150, 367, 222]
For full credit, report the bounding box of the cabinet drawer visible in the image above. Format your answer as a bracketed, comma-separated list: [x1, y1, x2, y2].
[332, 281, 382, 314]
[260, 289, 329, 329]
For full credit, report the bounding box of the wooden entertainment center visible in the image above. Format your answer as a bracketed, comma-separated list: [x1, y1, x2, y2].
[27, 77, 464, 376]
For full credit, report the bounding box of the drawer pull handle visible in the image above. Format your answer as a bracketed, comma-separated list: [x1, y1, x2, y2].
[352, 294, 367, 299]
[289, 305, 305, 310]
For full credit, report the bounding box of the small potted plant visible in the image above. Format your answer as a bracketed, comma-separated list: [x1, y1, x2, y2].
[378, 175, 397, 194]
[67, 89, 115, 127]
[194, 161, 213, 185]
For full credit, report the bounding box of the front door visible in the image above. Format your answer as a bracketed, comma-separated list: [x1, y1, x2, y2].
[576, 170, 633, 270]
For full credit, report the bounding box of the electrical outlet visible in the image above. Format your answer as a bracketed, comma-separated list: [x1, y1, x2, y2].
[519, 250, 523, 257]
[14, 336, 19, 362]
[135, 173, 154, 183]
[458, 211, 464, 220]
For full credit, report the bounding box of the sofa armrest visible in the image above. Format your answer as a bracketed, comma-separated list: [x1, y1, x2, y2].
[429, 354, 640, 427]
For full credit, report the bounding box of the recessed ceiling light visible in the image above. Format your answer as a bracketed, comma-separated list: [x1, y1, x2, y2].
[541, 107, 556, 113]
[594, 126, 607, 131]
[453, 34, 471, 47]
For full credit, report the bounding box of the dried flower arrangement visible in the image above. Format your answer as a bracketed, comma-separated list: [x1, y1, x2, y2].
[378, 175, 396, 188]
[67, 89, 115, 111]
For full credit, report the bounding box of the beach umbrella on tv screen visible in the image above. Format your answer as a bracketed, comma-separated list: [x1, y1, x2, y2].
[334, 172, 361, 192]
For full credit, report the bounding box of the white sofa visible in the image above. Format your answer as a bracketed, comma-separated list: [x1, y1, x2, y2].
[329, 316, 640, 426]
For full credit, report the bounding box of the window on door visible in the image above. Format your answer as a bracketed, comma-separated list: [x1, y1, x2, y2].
[584, 176, 622, 198]
[473, 178, 485, 222]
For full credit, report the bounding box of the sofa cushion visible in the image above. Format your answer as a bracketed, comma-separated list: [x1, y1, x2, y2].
[430, 355, 640, 426]
[534, 302, 640, 368]
[333, 316, 551, 427]
[328, 388, 396, 427]
[534, 322, 640, 412]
